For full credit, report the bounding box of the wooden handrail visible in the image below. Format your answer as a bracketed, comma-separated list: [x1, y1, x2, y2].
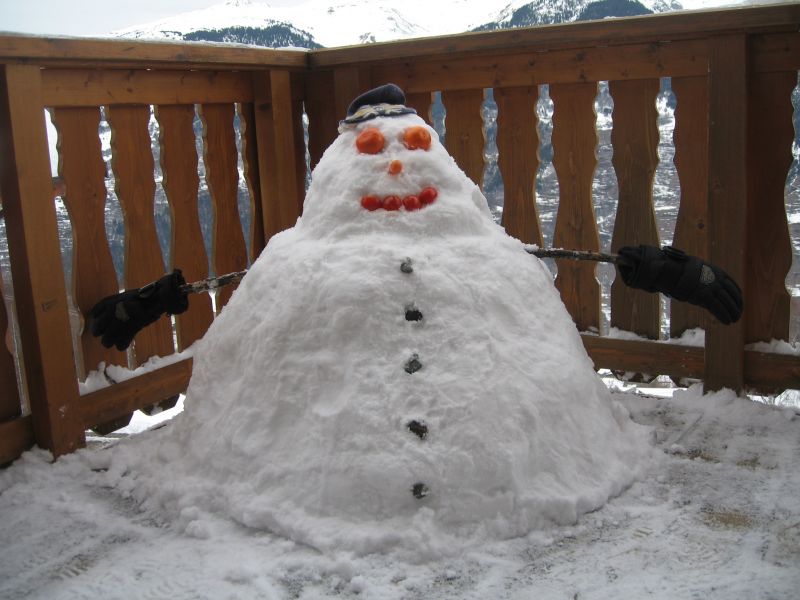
[310, 4, 800, 67]
[0, 32, 308, 70]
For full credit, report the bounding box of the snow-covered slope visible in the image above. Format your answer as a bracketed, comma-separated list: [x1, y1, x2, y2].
[112, 0, 498, 46]
[112, 0, 683, 47]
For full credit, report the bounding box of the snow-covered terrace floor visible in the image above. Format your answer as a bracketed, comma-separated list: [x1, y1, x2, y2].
[1, 383, 799, 600]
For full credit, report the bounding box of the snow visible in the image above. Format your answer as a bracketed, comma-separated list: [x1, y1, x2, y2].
[78, 348, 195, 396]
[109, 0, 695, 47]
[111, 0, 514, 47]
[1, 385, 798, 599]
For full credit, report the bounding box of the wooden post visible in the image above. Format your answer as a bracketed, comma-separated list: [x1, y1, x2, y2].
[705, 35, 748, 392]
[744, 71, 794, 344]
[0, 64, 83, 456]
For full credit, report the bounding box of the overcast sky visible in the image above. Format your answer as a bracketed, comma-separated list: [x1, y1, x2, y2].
[0, 0, 763, 37]
[0, 1, 304, 36]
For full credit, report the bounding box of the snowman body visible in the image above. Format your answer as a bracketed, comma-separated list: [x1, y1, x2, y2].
[146, 111, 651, 554]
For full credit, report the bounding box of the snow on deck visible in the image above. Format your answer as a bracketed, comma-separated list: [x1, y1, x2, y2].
[1, 385, 798, 600]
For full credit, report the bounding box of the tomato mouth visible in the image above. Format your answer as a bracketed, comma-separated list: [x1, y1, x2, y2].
[360, 187, 438, 212]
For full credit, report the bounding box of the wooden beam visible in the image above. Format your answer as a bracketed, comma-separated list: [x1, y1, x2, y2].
[0, 64, 84, 456]
[370, 40, 708, 93]
[0, 33, 308, 70]
[581, 334, 704, 379]
[42, 69, 254, 107]
[704, 35, 748, 393]
[743, 350, 800, 395]
[582, 335, 800, 396]
[73, 358, 193, 429]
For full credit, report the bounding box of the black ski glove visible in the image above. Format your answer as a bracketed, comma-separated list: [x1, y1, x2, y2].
[89, 269, 189, 351]
[616, 245, 743, 325]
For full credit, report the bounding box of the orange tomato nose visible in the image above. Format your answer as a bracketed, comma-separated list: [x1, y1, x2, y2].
[388, 160, 403, 175]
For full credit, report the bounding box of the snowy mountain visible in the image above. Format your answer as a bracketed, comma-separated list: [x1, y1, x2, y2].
[475, 0, 680, 30]
[113, 0, 683, 48]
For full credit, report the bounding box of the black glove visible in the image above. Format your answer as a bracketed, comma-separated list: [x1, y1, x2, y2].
[89, 270, 189, 350]
[616, 245, 743, 325]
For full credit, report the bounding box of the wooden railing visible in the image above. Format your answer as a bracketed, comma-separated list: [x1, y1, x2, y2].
[1, 4, 799, 463]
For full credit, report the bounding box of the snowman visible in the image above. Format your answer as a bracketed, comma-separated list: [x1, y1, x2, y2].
[112, 84, 654, 556]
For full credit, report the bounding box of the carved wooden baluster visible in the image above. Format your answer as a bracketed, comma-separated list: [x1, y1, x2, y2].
[238, 102, 266, 260]
[609, 79, 661, 339]
[106, 105, 175, 363]
[406, 91, 433, 125]
[305, 70, 339, 170]
[495, 86, 542, 246]
[550, 82, 601, 332]
[0, 276, 20, 422]
[156, 104, 214, 350]
[671, 76, 710, 337]
[441, 89, 485, 187]
[52, 106, 128, 373]
[199, 103, 248, 311]
[745, 71, 795, 343]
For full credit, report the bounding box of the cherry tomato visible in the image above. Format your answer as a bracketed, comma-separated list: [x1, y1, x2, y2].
[361, 195, 382, 211]
[383, 195, 402, 211]
[403, 195, 422, 211]
[356, 128, 385, 154]
[403, 126, 432, 151]
[419, 187, 438, 205]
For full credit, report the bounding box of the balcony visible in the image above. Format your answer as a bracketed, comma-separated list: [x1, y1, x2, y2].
[0, 3, 799, 464]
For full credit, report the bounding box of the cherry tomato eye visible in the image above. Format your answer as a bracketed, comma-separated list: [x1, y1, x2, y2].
[403, 126, 432, 151]
[356, 128, 385, 154]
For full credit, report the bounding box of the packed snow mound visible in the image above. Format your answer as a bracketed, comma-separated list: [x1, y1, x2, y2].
[110, 105, 653, 558]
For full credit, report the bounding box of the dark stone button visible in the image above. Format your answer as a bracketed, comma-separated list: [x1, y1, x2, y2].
[412, 483, 429, 499]
[405, 307, 423, 322]
[406, 420, 428, 440]
[400, 258, 414, 274]
[404, 353, 422, 374]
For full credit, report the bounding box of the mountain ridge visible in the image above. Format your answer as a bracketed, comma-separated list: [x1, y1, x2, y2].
[113, 0, 684, 49]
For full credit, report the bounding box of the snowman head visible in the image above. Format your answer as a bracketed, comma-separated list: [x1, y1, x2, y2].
[297, 84, 493, 240]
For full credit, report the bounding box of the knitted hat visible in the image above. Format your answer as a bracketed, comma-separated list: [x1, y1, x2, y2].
[340, 83, 417, 128]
